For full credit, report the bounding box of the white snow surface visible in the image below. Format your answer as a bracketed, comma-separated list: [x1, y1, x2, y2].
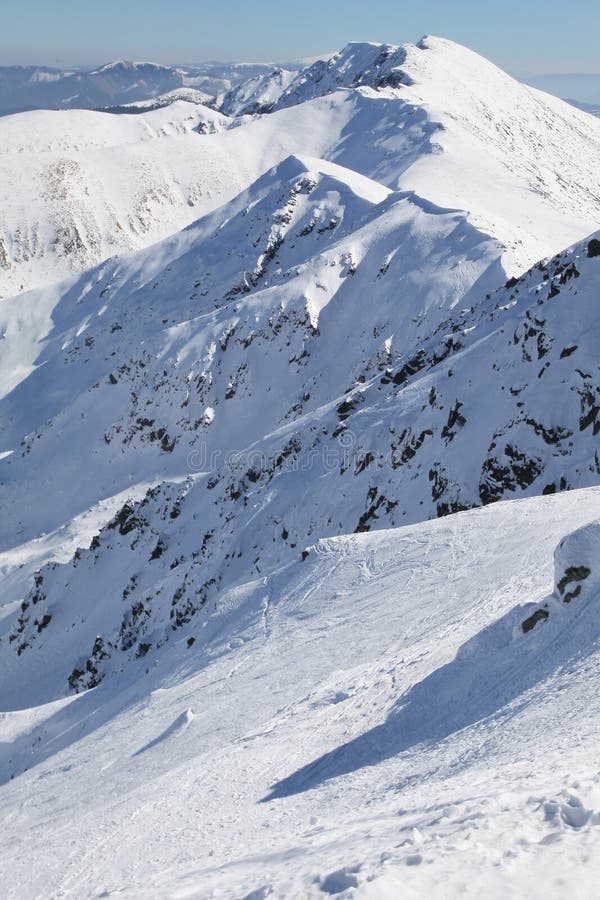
[1, 489, 600, 898]
[115, 87, 214, 110]
[2, 34, 600, 900]
[217, 67, 296, 116]
[2, 35, 600, 297]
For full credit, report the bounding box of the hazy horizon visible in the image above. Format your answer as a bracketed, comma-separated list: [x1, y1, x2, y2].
[2, 0, 600, 75]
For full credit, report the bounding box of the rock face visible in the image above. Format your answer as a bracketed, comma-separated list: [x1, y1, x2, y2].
[588, 238, 600, 258]
[521, 518, 598, 633]
[554, 522, 598, 604]
[1, 140, 599, 694]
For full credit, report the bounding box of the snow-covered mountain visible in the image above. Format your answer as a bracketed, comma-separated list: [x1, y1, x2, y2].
[0, 61, 185, 115]
[272, 40, 416, 107]
[2, 34, 600, 899]
[0, 60, 277, 116]
[2, 35, 600, 300]
[217, 67, 297, 116]
[1, 145, 599, 696]
[103, 86, 214, 113]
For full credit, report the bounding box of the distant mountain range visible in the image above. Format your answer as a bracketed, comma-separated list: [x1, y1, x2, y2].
[524, 72, 600, 106]
[0, 60, 283, 116]
[565, 97, 600, 117]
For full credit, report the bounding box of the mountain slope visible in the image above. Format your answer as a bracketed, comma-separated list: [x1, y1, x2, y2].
[0, 100, 233, 298]
[104, 86, 214, 113]
[566, 98, 600, 117]
[2, 35, 600, 900]
[0, 153, 500, 548]
[1, 146, 599, 694]
[0, 489, 599, 897]
[217, 66, 296, 116]
[2, 36, 600, 297]
[270, 36, 600, 268]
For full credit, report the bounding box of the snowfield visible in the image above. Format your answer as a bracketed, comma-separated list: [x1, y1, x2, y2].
[1, 34, 600, 900]
[2, 36, 600, 297]
[1, 489, 600, 898]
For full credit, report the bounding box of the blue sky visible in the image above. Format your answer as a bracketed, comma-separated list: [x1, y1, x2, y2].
[2, 0, 599, 74]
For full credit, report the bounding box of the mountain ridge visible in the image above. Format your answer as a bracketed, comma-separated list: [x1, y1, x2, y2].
[1, 143, 598, 694]
[1, 34, 600, 899]
[2, 35, 600, 299]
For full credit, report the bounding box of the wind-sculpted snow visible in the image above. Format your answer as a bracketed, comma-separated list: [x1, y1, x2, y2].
[1, 147, 599, 697]
[520, 518, 599, 636]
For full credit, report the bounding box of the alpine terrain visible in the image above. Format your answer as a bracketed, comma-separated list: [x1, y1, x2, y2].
[0, 35, 599, 899]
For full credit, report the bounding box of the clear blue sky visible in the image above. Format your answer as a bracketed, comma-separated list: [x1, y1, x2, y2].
[1, 0, 599, 74]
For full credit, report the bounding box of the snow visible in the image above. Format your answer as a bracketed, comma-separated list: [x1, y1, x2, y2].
[2, 36, 600, 297]
[1, 148, 599, 695]
[0, 154, 506, 565]
[111, 87, 215, 111]
[1, 34, 600, 900]
[1, 489, 600, 897]
[217, 66, 296, 116]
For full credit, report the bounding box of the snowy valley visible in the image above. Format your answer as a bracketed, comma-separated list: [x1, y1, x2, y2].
[0, 34, 599, 899]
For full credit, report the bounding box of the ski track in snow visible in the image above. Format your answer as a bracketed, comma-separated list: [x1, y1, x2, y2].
[1, 490, 600, 897]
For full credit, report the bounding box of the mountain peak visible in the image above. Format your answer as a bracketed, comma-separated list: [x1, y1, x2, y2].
[274, 40, 412, 109]
[92, 60, 173, 74]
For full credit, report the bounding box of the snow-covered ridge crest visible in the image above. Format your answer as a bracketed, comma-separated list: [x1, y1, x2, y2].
[2, 157, 599, 697]
[274, 34, 600, 268]
[2, 34, 600, 297]
[89, 60, 175, 74]
[271, 41, 413, 110]
[215, 37, 416, 114]
[218, 66, 296, 117]
[105, 87, 214, 113]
